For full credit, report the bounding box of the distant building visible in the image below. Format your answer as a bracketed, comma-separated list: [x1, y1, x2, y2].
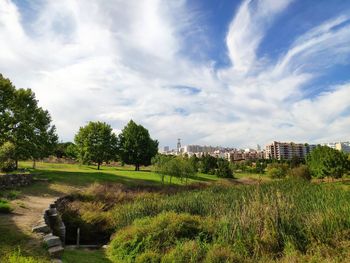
[335, 142, 350, 153]
[321, 141, 350, 153]
[163, 146, 169, 152]
[265, 141, 316, 160]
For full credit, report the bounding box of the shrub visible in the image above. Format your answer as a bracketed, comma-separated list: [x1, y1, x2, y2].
[266, 163, 289, 179]
[162, 240, 207, 263]
[0, 198, 12, 213]
[107, 212, 214, 263]
[135, 251, 161, 263]
[288, 165, 311, 181]
[215, 158, 233, 178]
[0, 141, 16, 172]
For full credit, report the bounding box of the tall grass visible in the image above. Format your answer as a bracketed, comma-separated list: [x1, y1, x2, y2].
[107, 179, 350, 262]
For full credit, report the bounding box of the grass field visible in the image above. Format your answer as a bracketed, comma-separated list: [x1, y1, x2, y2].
[1, 162, 349, 263]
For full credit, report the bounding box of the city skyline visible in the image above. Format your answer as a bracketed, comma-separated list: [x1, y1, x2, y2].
[0, 0, 350, 148]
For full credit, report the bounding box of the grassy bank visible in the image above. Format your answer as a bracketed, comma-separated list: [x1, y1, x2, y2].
[105, 179, 350, 262]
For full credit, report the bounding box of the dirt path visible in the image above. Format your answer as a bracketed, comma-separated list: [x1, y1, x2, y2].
[9, 196, 57, 229]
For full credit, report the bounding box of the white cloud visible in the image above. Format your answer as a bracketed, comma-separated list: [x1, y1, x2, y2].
[0, 0, 349, 149]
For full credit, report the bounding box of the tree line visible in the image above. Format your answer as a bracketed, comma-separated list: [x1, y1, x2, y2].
[0, 74, 158, 172]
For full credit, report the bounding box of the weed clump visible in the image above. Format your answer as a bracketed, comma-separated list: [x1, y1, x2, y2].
[0, 198, 12, 213]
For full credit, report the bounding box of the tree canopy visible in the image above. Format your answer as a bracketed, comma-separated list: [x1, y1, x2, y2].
[306, 145, 350, 179]
[0, 74, 58, 168]
[118, 120, 158, 171]
[74, 121, 118, 170]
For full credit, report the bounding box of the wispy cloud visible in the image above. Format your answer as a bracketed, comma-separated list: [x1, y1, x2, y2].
[0, 0, 349, 148]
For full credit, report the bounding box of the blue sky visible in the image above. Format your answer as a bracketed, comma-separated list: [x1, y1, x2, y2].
[0, 0, 349, 149]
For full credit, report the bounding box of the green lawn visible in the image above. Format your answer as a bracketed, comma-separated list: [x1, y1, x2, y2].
[20, 161, 218, 187]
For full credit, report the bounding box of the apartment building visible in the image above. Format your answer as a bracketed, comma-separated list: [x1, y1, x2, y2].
[265, 141, 316, 160]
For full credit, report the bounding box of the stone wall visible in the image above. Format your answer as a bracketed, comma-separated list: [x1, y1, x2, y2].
[0, 173, 33, 189]
[32, 200, 66, 260]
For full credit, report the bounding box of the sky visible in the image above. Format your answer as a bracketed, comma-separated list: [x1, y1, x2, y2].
[0, 0, 350, 149]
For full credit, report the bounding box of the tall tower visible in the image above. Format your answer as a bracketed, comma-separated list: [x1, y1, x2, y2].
[177, 138, 181, 152]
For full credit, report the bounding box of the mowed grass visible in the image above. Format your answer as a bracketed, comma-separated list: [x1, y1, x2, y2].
[20, 161, 218, 190]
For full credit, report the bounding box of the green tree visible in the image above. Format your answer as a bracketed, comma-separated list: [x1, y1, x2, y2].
[199, 154, 217, 174]
[0, 74, 58, 168]
[74, 121, 118, 170]
[152, 155, 195, 184]
[306, 145, 350, 179]
[216, 158, 233, 178]
[118, 120, 158, 171]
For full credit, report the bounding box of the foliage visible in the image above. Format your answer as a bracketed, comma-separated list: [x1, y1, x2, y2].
[65, 143, 78, 159]
[107, 212, 214, 263]
[54, 142, 77, 159]
[306, 145, 350, 179]
[215, 158, 233, 178]
[1, 248, 48, 263]
[0, 198, 12, 213]
[266, 163, 289, 179]
[0, 74, 58, 167]
[107, 180, 350, 262]
[287, 165, 312, 181]
[0, 141, 16, 172]
[152, 155, 196, 184]
[118, 120, 158, 171]
[199, 154, 217, 174]
[74, 121, 118, 170]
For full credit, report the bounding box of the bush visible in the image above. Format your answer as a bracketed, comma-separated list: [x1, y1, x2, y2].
[266, 163, 289, 179]
[215, 158, 233, 178]
[162, 240, 207, 263]
[288, 165, 311, 181]
[0, 141, 16, 172]
[0, 199, 12, 213]
[107, 212, 214, 263]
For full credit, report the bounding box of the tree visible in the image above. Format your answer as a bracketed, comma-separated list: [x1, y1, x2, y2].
[306, 145, 350, 179]
[0, 74, 58, 168]
[152, 155, 195, 184]
[118, 120, 158, 171]
[216, 158, 233, 178]
[199, 154, 217, 174]
[74, 121, 118, 170]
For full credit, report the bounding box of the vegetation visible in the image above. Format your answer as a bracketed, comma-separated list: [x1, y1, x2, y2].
[0, 141, 16, 172]
[105, 179, 350, 262]
[0, 74, 58, 169]
[266, 163, 289, 179]
[0, 198, 12, 213]
[118, 120, 158, 171]
[75, 121, 118, 170]
[152, 155, 196, 183]
[307, 145, 350, 179]
[287, 165, 312, 181]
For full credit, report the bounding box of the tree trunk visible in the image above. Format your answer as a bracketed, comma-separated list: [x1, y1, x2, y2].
[135, 164, 140, 171]
[15, 159, 18, 170]
[97, 162, 100, 170]
[33, 159, 36, 169]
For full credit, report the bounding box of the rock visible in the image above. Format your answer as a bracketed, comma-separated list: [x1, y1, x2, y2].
[44, 235, 62, 248]
[32, 224, 50, 234]
[48, 245, 64, 258]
